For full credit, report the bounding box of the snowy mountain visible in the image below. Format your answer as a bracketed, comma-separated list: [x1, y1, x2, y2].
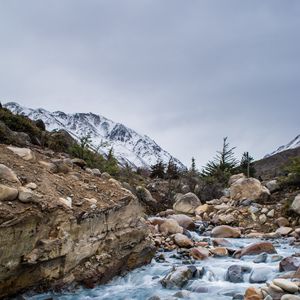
[265, 134, 300, 158]
[4, 102, 186, 170]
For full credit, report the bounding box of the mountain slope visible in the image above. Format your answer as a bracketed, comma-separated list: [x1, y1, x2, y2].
[4, 102, 185, 169]
[265, 135, 300, 158]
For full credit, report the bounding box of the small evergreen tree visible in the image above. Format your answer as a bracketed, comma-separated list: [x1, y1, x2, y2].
[166, 159, 179, 179]
[201, 137, 238, 182]
[105, 147, 119, 176]
[150, 160, 165, 179]
[239, 151, 255, 177]
[189, 157, 198, 176]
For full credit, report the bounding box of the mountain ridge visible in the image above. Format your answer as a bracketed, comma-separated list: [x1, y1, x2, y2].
[4, 102, 186, 170]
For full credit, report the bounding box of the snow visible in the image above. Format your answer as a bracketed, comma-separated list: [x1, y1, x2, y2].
[4, 102, 186, 170]
[265, 134, 300, 158]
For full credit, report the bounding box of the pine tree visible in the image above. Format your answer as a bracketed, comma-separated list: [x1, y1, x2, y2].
[239, 151, 255, 177]
[105, 147, 119, 176]
[201, 137, 238, 181]
[166, 159, 179, 179]
[189, 157, 198, 176]
[150, 161, 165, 179]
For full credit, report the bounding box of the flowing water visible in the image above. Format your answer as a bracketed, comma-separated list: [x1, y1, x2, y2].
[25, 234, 297, 300]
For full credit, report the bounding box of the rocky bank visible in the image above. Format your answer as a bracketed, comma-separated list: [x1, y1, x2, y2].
[0, 144, 154, 298]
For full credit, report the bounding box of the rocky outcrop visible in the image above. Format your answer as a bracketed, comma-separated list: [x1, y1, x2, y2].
[0, 145, 154, 298]
[173, 192, 201, 214]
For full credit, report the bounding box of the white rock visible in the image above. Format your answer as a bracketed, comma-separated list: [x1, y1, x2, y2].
[273, 278, 298, 293]
[7, 146, 35, 161]
[0, 164, 20, 183]
[291, 194, 300, 215]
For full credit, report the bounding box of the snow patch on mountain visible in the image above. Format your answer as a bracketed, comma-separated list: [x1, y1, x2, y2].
[265, 134, 300, 158]
[4, 102, 186, 169]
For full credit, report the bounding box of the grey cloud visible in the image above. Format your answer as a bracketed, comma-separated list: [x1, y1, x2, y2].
[0, 0, 299, 166]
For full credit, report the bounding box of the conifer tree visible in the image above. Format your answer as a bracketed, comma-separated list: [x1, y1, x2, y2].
[105, 147, 119, 176]
[239, 151, 255, 177]
[166, 158, 179, 179]
[201, 137, 238, 181]
[150, 160, 165, 179]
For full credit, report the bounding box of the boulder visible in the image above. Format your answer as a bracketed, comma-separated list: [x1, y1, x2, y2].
[276, 227, 293, 236]
[190, 247, 210, 260]
[160, 266, 196, 288]
[25, 182, 37, 190]
[267, 209, 275, 218]
[228, 173, 246, 186]
[280, 256, 300, 272]
[210, 247, 228, 257]
[226, 265, 251, 283]
[18, 187, 37, 203]
[211, 225, 241, 238]
[244, 287, 263, 300]
[173, 233, 193, 248]
[71, 158, 87, 168]
[234, 242, 277, 258]
[168, 214, 195, 230]
[281, 295, 300, 300]
[291, 194, 300, 215]
[230, 177, 270, 202]
[272, 279, 299, 293]
[195, 204, 212, 215]
[136, 186, 157, 206]
[51, 159, 72, 174]
[58, 197, 72, 208]
[39, 161, 58, 173]
[173, 192, 201, 214]
[0, 184, 18, 201]
[159, 219, 183, 235]
[276, 217, 290, 227]
[7, 146, 35, 161]
[253, 252, 268, 264]
[265, 180, 280, 193]
[249, 267, 270, 283]
[0, 164, 20, 183]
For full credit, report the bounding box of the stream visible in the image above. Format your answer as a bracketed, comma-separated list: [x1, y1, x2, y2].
[24, 233, 297, 300]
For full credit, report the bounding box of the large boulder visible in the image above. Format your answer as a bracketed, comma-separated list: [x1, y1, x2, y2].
[7, 146, 35, 161]
[136, 186, 157, 206]
[168, 214, 195, 230]
[228, 173, 246, 186]
[173, 233, 193, 248]
[211, 225, 241, 238]
[279, 256, 300, 272]
[234, 242, 277, 258]
[291, 194, 300, 215]
[190, 247, 210, 260]
[159, 219, 183, 235]
[0, 164, 20, 183]
[0, 184, 18, 201]
[226, 265, 251, 283]
[161, 266, 196, 288]
[173, 193, 201, 214]
[230, 177, 270, 202]
[265, 180, 280, 193]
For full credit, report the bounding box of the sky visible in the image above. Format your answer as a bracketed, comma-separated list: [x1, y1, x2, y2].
[0, 0, 299, 167]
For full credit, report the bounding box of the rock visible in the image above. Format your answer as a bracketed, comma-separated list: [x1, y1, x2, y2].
[148, 217, 165, 226]
[190, 247, 210, 260]
[173, 192, 201, 214]
[211, 225, 241, 238]
[212, 238, 233, 248]
[267, 209, 275, 218]
[168, 214, 195, 230]
[173, 290, 191, 298]
[58, 197, 72, 208]
[272, 279, 299, 293]
[276, 217, 290, 227]
[281, 295, 300, 300]
[226, 265, 251, 283]
[291, 194, 300, 215]
[181, 185, 190, 194]
[249, 267, 270, 283]
[160, 266, 196, 288]
[234, 242, 277, 258]
[280, 256, 300, 272]
[18, 187, 37, 203]
[276, 227, 293, 236]
[195, 204, 211, 215]
[210, 247, 228, 257]
[259, 214, 267, 224]
[0, 164, 19, 183]
[71, 158, 87, 168]
[7, 146, 35, 161]
[51, 159, 72, 174]
[228, 173, 246, 186]
[173, 233, 193, 248]
[25, 182, 37, 190]
[253, 252, 268, 263]
[39, 160, 58, 173]
[271, 255, 283, 263]
[101, 172, 111, 179]
[0, 184, 18, 201]
[136, 186, 157, 207]
[230, 177, 270, 202]
[91, 168, 101, 176]
[244, 287, 263, 300]
[159, 219, 183, 235]
[47, 129, 76, 153]
[265, 180, 280, 193]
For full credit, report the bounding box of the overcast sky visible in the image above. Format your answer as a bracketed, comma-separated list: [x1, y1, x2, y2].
[0, 0, 299, 167]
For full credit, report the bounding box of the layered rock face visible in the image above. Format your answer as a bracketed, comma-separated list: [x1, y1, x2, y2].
[0, 145, 154, 297]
